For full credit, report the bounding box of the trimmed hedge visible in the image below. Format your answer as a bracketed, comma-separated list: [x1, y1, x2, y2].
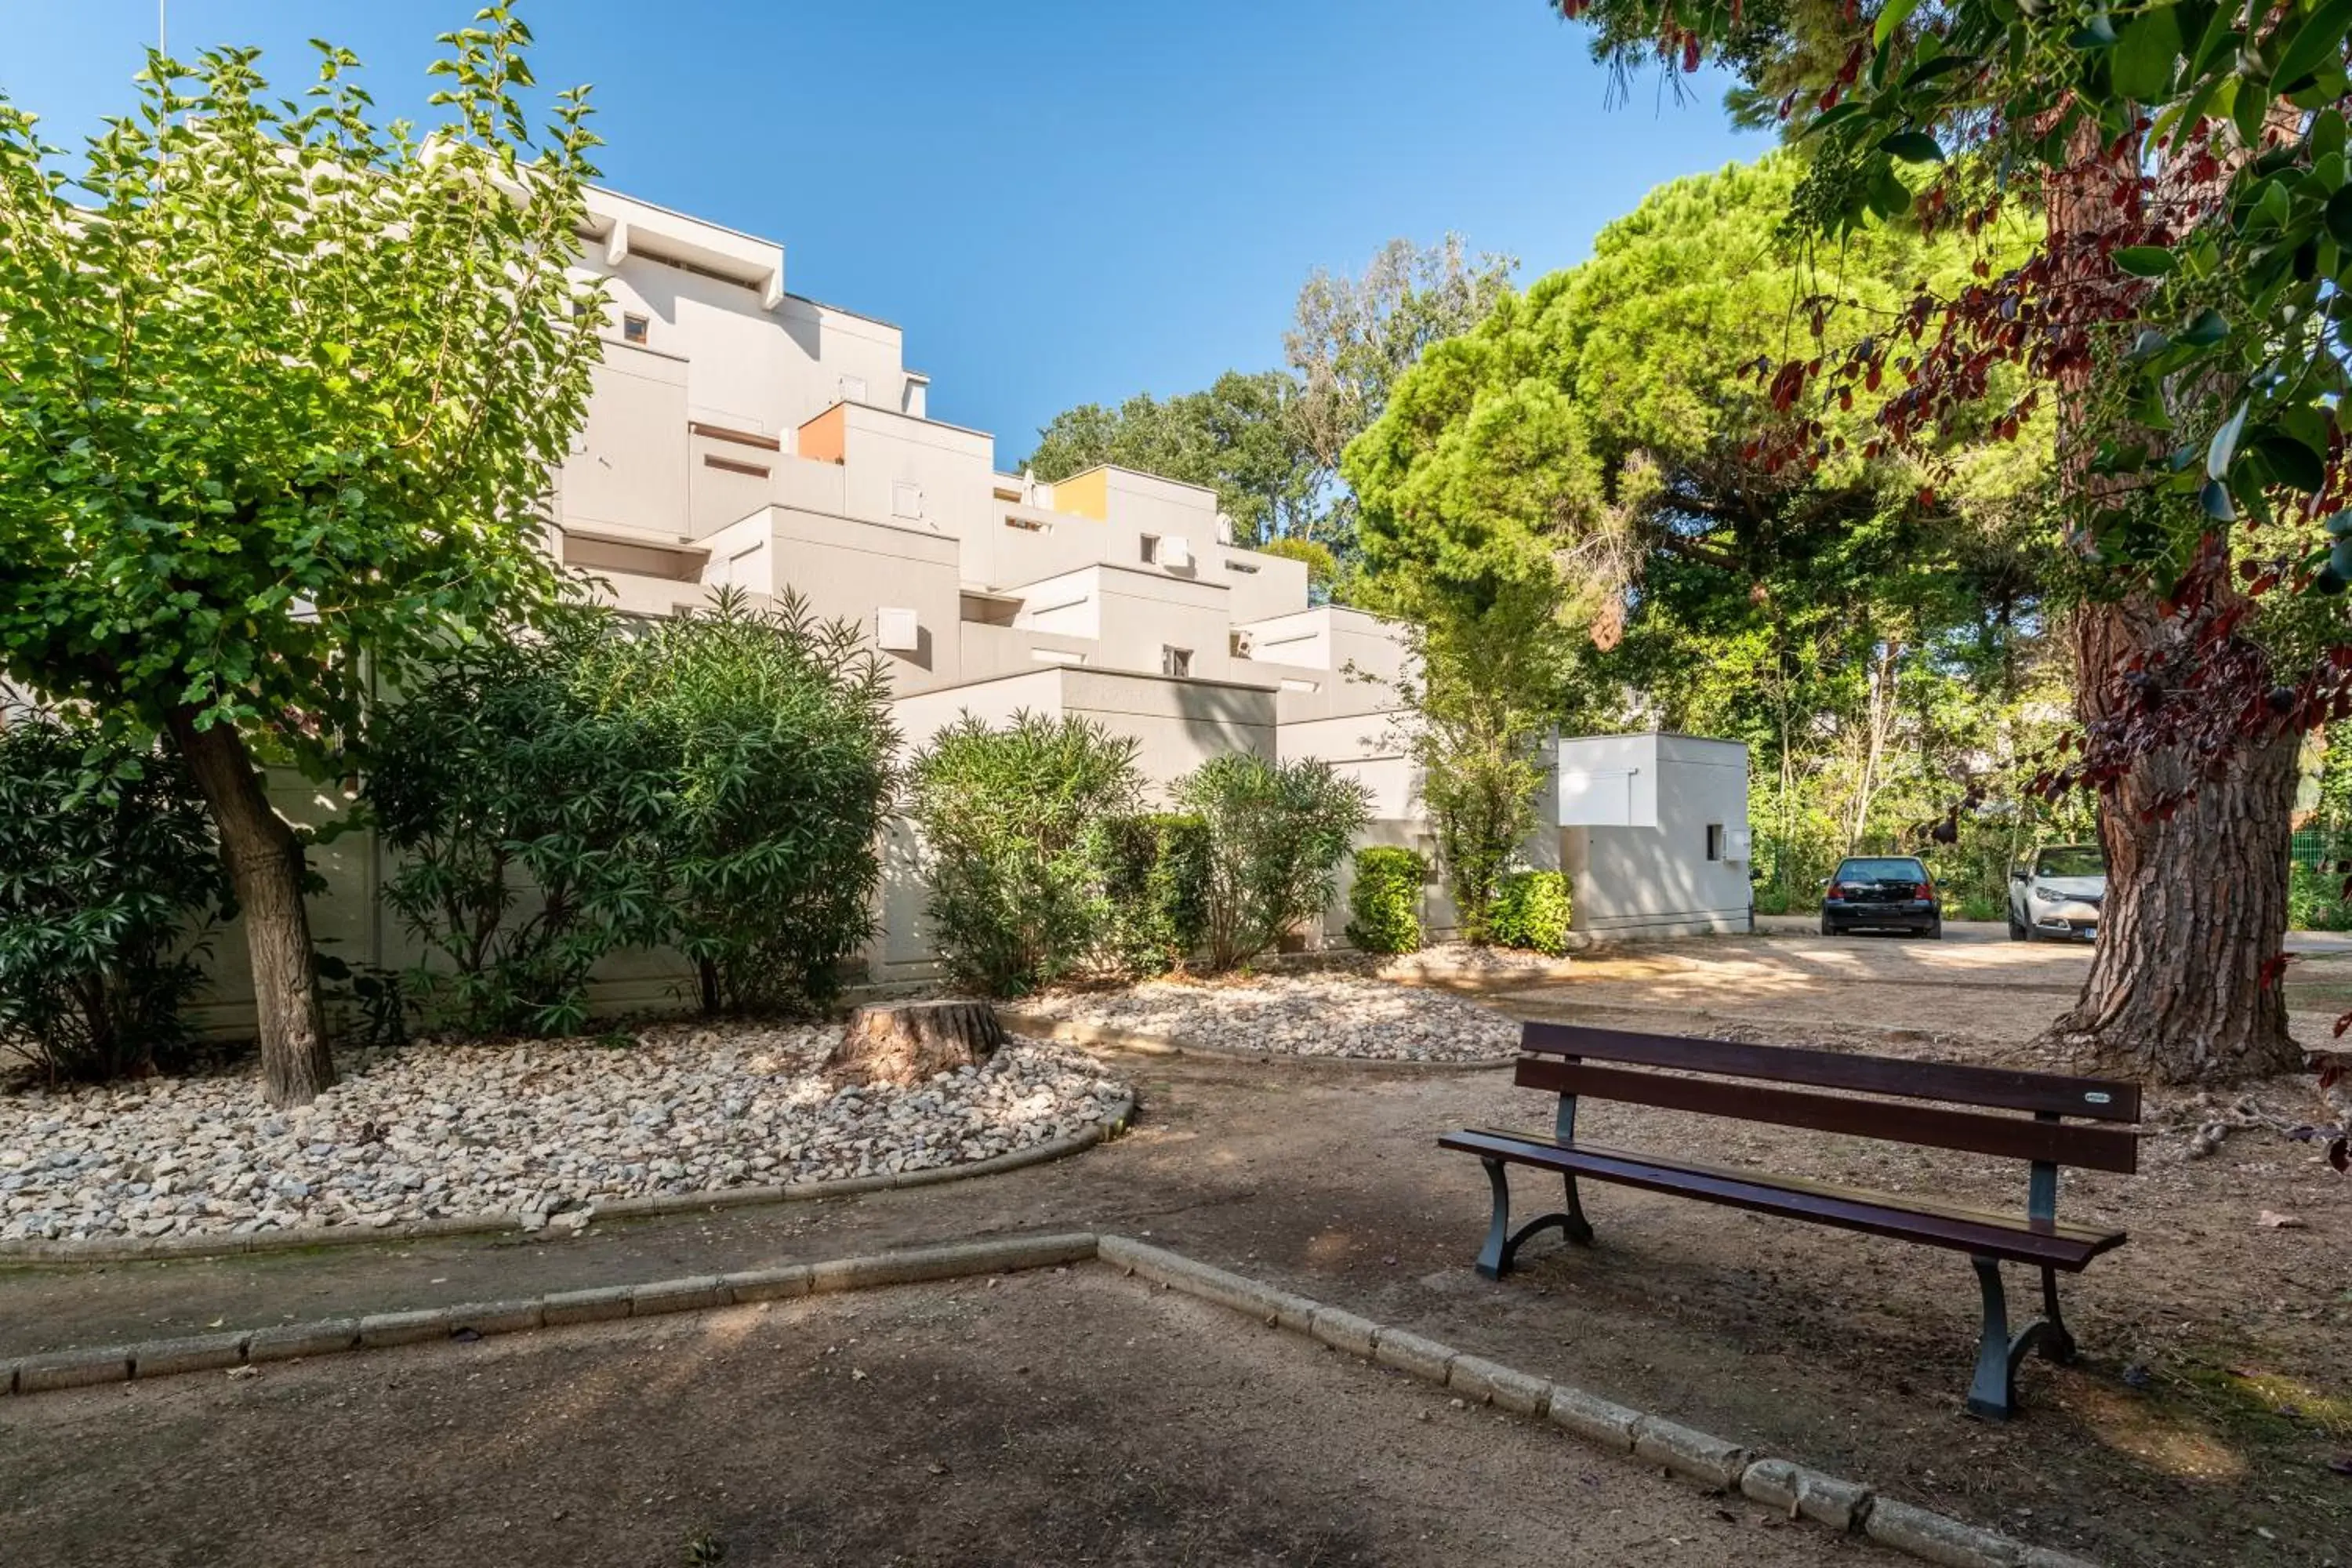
[1488, 870, 1572, 956]
[1345, 846, 1428, 954]
[1099, 813, 1211, 974]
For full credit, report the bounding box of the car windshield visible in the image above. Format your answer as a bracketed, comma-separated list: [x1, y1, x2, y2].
[2035, 847, 2106, 879]
[1837, 858, 1925, 882]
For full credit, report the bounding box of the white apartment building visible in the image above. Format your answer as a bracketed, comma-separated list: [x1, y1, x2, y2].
[553, 191, 1425, 976]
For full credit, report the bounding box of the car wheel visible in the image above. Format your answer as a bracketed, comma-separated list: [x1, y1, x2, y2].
[2006, 909, 2027, 941]
[1819, 916, 1838, 937]
[1926, 916, 1943, 941]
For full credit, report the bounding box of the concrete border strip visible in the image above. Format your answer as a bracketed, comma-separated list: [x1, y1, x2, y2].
[0, 1094, 1134, 1267]
[1091, 1235, 2100, 1568]
[995, 1012, 1518, 1073]
[0, 1231, 1101, 1399]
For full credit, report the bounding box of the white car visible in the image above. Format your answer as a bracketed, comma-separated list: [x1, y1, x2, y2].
[2007, 844, 2106, 942]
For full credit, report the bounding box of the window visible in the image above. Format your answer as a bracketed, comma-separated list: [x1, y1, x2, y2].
[1706, 824, 1725, 862]
[1224, 559, 1259, 575]
[891, 480, 923, 520]
[1160, 645, 1192, 678]
[1139, 534, 1160, 564]
[622, 313, 649, 346]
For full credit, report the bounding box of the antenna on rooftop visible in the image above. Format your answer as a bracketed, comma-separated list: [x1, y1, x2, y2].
[159, 0, 167, 56]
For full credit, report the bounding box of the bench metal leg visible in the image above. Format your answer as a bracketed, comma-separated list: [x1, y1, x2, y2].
[1475, 1159, 1588, 1280]
[1966, 1254, 2056, 1420]
[2039, 1265, 2076, 1364]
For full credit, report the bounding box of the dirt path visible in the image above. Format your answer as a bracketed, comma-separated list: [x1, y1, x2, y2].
[0, 1268, 1867, 1568]
[4, 931, 2347, 1566]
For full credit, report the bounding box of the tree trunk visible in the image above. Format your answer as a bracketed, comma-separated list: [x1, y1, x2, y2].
[165, 708, 336, 1107]
[827, 1000, 1004, 1087]
[2041, 604, 2304, 1083]
[2030, 125, 2303, 1085]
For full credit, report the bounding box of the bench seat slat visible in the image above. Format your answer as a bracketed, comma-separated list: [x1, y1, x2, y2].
[1515, 1058, 2141, 1174]
[1519, 1022, 2142, 1123]
[1438, 1128, 2128, 1270]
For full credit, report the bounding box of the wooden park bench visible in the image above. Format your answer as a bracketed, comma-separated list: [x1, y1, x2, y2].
[1439, 1022, 2141, 1419]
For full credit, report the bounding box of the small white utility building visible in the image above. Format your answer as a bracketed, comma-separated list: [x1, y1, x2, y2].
[1547, 732, 1753, 939]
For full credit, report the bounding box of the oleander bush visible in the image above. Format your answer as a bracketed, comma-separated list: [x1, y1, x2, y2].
[1488, 870, 1572, 956]
[907, 712, 1142, 996]
[0, 713, 231, 1081]
[1345, 846, 1428, 955]
[1176, 754, 1372, 972]
[1098, 813, 1211, 975]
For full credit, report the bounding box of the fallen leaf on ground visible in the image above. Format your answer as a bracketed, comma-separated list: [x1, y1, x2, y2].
[2259, 1210, 2307, 1229]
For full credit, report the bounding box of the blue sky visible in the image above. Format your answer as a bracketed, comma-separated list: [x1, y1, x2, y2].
[2, 1, 1768, 452]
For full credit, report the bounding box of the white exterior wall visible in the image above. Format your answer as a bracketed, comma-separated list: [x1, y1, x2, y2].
[1558, 733, 1752, 938]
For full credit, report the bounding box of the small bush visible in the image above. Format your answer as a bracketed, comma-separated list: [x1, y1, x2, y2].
[367, 623, 673, 1036]
[1488, 870, 1572, 955]
[586, 589, 898, 1013]
[907, 711, 1142, 996]
[1177, 754, 1372, 971]
[1345, 847, 1427, 954]
[1098, 813, 1210, 975]
[2292, 860, 2352, 931]
[0, 713, 230, 1081]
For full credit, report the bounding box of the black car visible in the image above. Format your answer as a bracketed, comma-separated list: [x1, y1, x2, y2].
[1820, 855, 1942, 938]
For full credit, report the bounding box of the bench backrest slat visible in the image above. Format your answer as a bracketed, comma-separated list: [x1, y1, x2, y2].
[1519, 1021, 2140, 1123]
[1515, 1058, 2141, 1173]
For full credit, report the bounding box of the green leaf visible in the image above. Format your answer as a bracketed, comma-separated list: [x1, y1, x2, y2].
[2273, 0, 2352, 89]
[2126, 327, 2172, 361]
[2113, 245, 2177, 276]
[2326, 185, 2352, 249]
[2180, 308, 2230, 347]
[2112, 5, 2183, 100]
[2255, 432, 2328, 491]
[2208, 400, 2249, 479]
[2200, 477, 2238, 520]
[2318, 107, 2348, 162]
[1881, 130, 1945, 162]
[2069, 13, 2122, 48]
[1875, 0, 1924, 48]
[2233, 77, 2271, 145]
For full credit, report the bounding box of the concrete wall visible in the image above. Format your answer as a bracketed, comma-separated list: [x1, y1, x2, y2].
[1559, 733, 1752, 938]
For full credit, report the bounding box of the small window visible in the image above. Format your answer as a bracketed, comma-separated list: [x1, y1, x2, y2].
[1706, 824, 1725, 862]
[1160, 645, 1192, 678]
[622, 313, 649, 345]
[1139, 534, 1160, 564]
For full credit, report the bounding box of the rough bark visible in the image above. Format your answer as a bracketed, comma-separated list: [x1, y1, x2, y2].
[165, 708, 336, 1107]
[2033, 123, 2304, 1084]
[827, 1000, 1005, 1087]
[2042, 604, 2305, 1083]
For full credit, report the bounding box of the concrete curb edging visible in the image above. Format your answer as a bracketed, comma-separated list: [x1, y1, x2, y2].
[0, 1094, 1136, 1267]
[1091, 1236, 2101, 1568]
[996, 1012, 1518, 1073]
[0, 1231, 1102, 1399]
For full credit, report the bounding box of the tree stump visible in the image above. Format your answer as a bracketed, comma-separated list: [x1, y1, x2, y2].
[827, 1000, 1006, 1087]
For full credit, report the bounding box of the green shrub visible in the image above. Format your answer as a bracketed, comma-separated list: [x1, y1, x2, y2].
[1345, 846, 1428, 954]
[0, 713, 230, 1081]
[367, 622, 674, 1036]
[1098, 813, 1210, 975]
[1488, 871, 1572, 955]
[586, 589, 897, 1013]
[2291, 860, 2352, 931]
[907, 712, 1142, 996]
[1176, 754, 1372, 971]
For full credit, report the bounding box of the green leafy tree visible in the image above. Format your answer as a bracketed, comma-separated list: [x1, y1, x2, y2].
[1175, 754, 1372, 971]
[1097, 813, 1212, 975]
[1023, 371, 1318, 546]
[1345, 845, 1428, 955]
[0, 15, 604, 1103]
[1537, 0, 2352, 1081]
[906, 713, 1143, 996]
[0, 713, 232, 1082]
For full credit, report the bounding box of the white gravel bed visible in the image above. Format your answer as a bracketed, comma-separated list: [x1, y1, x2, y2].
[1017, 970, 1521, 1062]
[1374, 942, 1574, 978]
[0, 1025, 1129, 1244]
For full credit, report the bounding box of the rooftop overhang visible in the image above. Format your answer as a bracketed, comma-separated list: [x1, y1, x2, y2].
[581, 187, 785, 310]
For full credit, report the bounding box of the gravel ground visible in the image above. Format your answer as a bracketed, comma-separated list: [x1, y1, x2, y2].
[0, 1025, 1129, 1243]
[1018, 967, 1521, 1061]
